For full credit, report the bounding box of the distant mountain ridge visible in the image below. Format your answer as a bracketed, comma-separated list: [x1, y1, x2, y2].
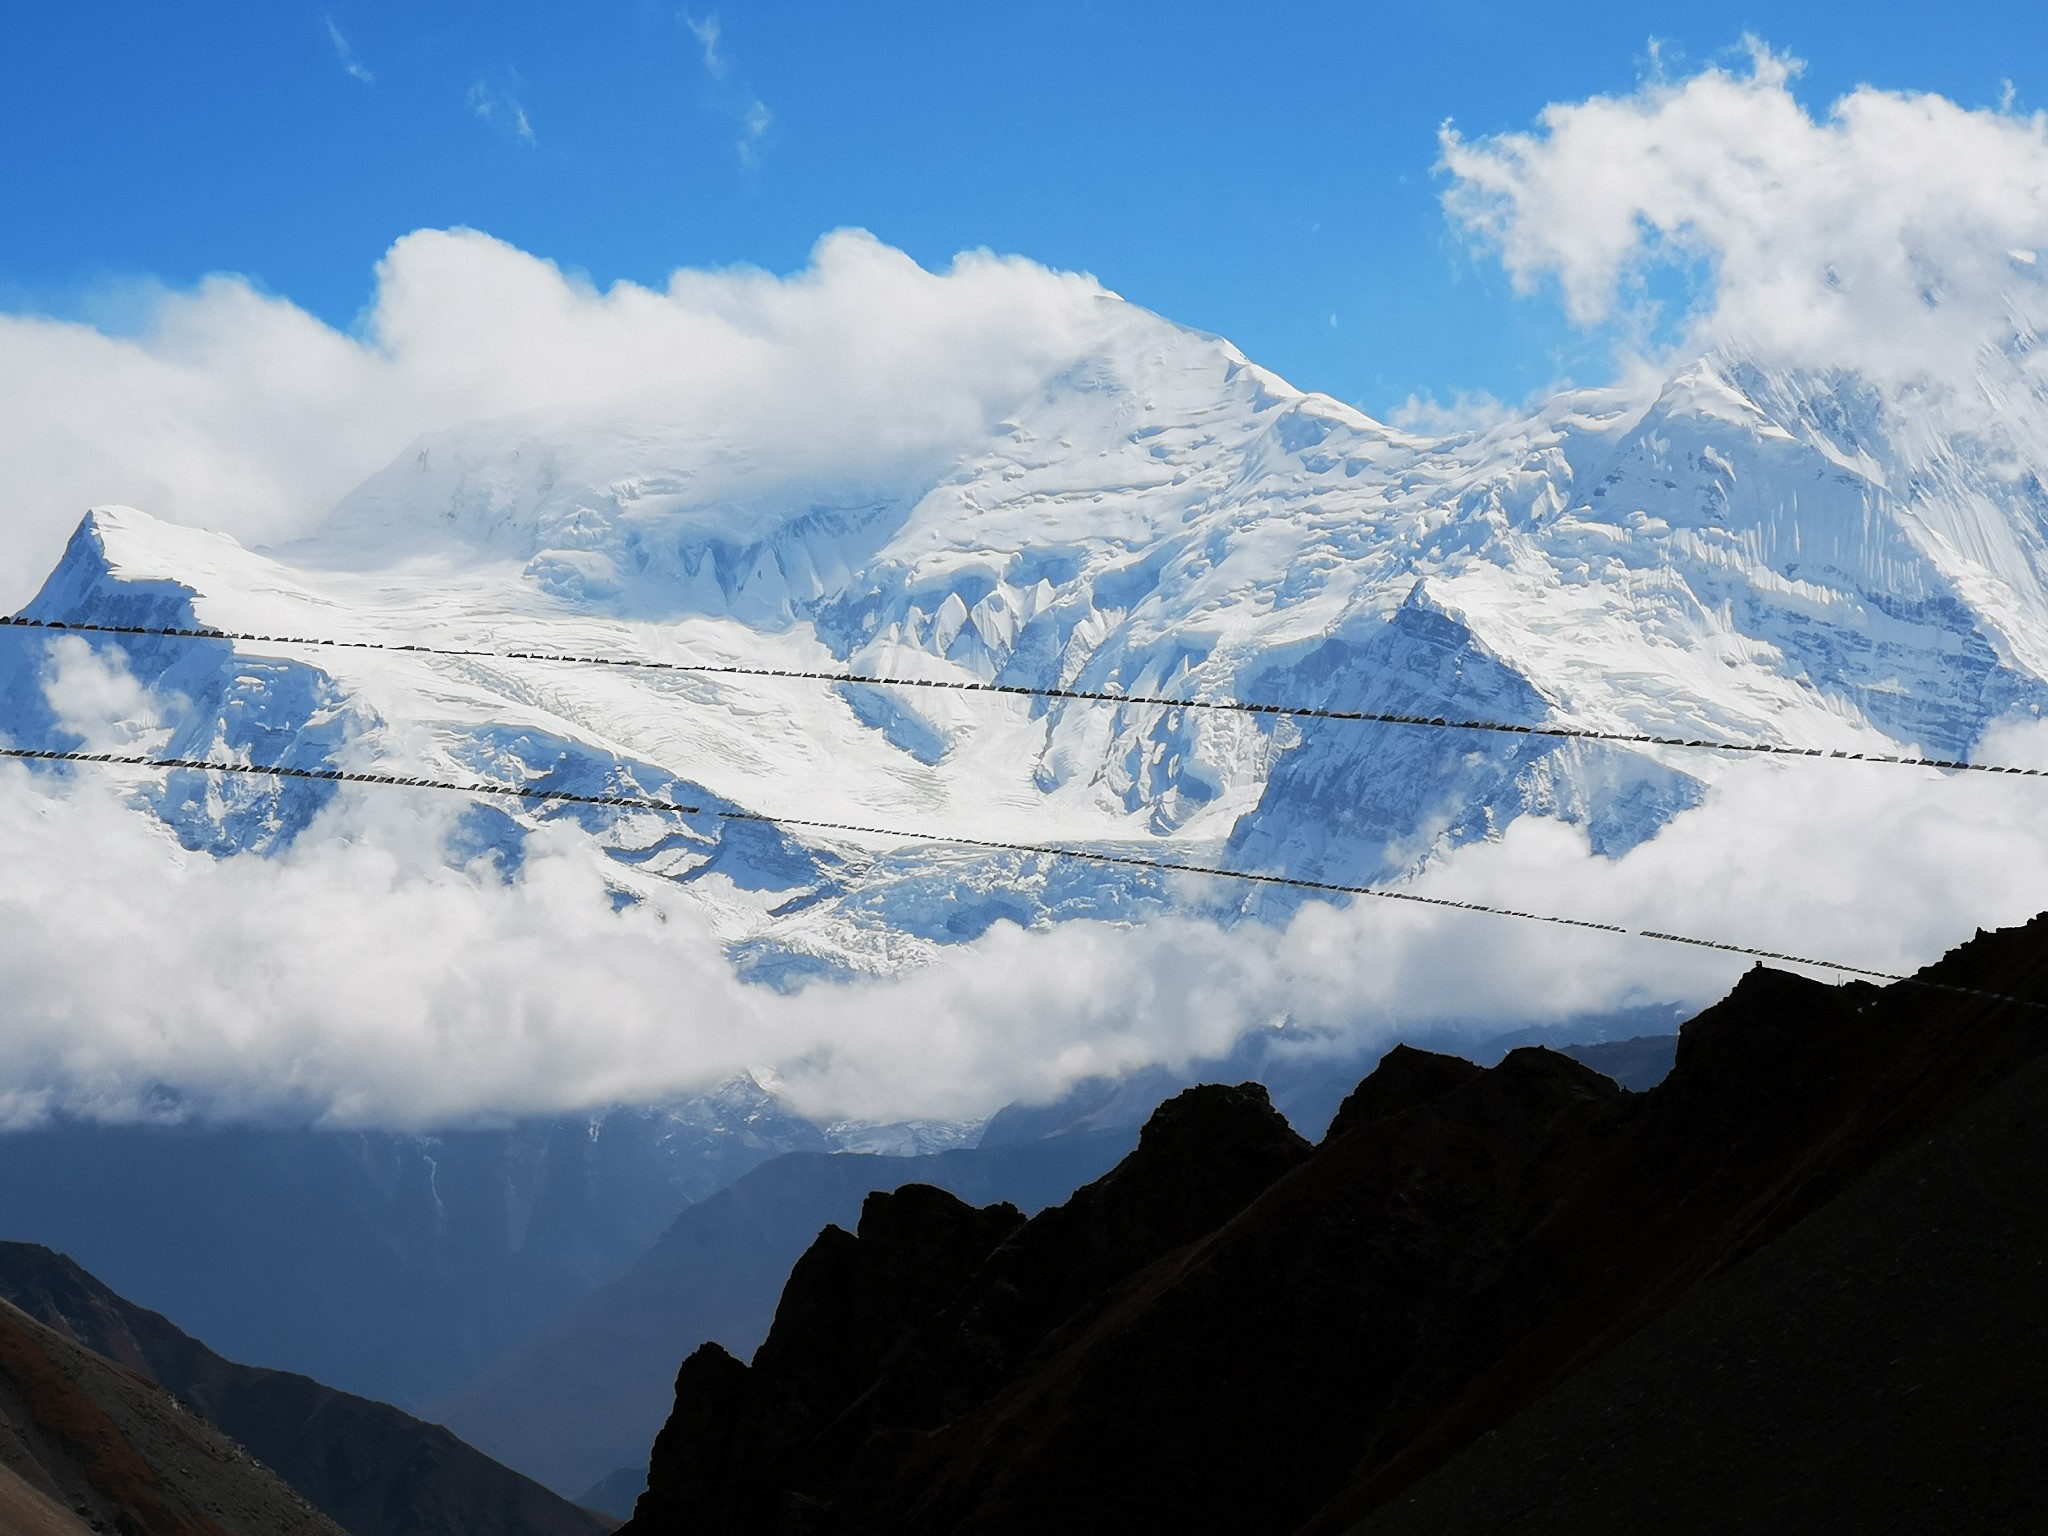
[0, 1085, 830, 1411]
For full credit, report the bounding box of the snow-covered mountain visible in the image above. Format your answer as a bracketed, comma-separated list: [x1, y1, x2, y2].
[7, 301, 2048, 984]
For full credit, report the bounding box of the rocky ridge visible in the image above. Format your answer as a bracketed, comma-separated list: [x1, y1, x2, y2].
[619, 915, 2048, 1533]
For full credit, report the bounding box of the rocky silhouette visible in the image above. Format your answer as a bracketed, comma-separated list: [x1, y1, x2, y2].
[622, 917, 2048, 1534]
[433, 1129, 1140, 1499]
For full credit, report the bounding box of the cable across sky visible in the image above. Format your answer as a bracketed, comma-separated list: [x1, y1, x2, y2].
[4, 612, 2043, 780]
[0, 739, 1914, 984]
[13, 609, 2048, 1002]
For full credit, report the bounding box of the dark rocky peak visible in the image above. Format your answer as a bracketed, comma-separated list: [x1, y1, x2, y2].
[854, 1183, 1016, 1265]
[1923, 910, 2048, 1009]
[634, 1186, 1023, 1534]
[1135, 1078, 1297, 1154]
[624, 1085, 1311, 1535]
[624, 1049, 1628, 1536]
[636, 1342, 749, 1531]
[1324, 1044, 1484, 1141]
[1624, 919, 2048, 1264]
[1459, 1044, 1623, 1126]
[1350, 1006, 2048, 1536]
[1013, 1080, 1312, 1297]
[1321, 1042, 1622, 1165]
[818, 1042, 1634, 1535]
[1665, 963, 1864, 1091]
[864, 1081, 1314, 1419]
[745, 1185, 1024, 1402]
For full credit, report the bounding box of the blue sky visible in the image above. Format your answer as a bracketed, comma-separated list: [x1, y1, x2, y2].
[1, 2, 2040, 414]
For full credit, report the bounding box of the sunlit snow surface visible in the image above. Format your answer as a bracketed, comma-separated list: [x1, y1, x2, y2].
[9, 306, 2048, 983]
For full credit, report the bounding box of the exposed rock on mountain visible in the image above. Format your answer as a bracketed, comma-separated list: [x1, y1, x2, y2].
[620, 916, 2048, 1534]
[0, 1242, 609, 1536]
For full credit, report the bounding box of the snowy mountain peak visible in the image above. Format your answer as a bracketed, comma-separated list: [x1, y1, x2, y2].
[7, 322, 2048, 980]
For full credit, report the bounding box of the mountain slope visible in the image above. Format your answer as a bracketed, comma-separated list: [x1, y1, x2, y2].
[0, 1087, 827, 1410]
[1352, 1033, 2048, 1533]
[616, 913, 2048, 1534]
[0, 1242, 609, 1536]
[0, 1295, 346, 1536]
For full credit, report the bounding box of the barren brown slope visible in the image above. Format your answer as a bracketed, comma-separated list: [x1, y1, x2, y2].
[0, 1295, 346, 1536]
[0, 1458, 94, 1536]
[0, 1242, 612, 1536]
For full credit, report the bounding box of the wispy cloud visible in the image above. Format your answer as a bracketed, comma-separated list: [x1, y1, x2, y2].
[467, 76, 535, 145]
[683, 12, 728, 79]
[681, 11, 773, 169]
[740, 97, 773, 168]
[323, 16, 373, 85]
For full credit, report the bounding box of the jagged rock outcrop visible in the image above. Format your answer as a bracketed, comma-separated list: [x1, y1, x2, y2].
[431, 1128, 1139, 1498]
[628, 1082, 1310, 1531]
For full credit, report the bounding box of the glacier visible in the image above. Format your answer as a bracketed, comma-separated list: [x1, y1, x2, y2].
[6, 298, 2048, 990]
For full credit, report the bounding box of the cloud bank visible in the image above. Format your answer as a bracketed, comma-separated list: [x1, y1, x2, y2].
[0, 230, 1114, 608]
[1440, 42, 2048, 382]
[7, 731, 2048, 1130]
[4, 637, 2047, 1130]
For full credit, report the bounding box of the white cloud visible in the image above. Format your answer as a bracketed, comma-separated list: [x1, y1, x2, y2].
[0, 229, 1117, 609]
[1440, 41, 2048, 382]
[3, 708, 2046, 1129]
[37, 635, 171, 752]
[323, 16, 373, 85]
[1387, 388, 1516, 437]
